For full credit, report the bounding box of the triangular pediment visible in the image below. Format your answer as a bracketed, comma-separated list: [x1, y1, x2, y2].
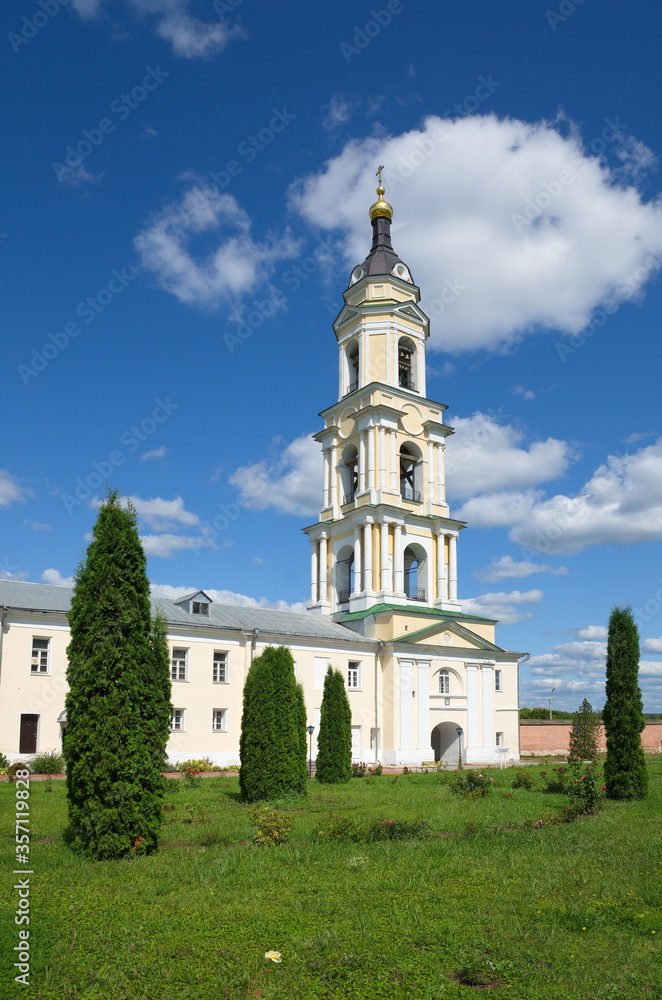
[391, 619, 502, 651]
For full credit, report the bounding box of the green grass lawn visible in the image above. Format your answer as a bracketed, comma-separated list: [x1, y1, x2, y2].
[1, 764, 661, 999]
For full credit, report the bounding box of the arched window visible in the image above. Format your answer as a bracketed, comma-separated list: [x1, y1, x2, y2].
[336, 546, 355, 605]
[398, 337, 416, 390]
[438, 670, 450, 695]
[403, 543, 427, 602]
[346, 340, 360, 393]
[340, 444, 358, 504]
[400, 444, 421, 502]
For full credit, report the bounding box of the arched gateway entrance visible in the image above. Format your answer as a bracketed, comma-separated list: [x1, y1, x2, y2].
[431, 721, 462, 764]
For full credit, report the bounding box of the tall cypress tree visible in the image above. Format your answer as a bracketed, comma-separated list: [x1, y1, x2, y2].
[64, 491, 172, 858]
[239, 646, 307, 802]
[316, 666, 352, 783]
[603, 606, 648, 800]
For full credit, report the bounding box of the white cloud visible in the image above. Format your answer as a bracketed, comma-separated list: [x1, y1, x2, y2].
[135, 188, 299, 310]
[0, 558, 28, 582]
[510, 437, 662, 554]
[321, 94, 356, 131]
[513, 385, 535, 401]
[56, 162, 104, 187]
[0, 470, 32, 507]
[462, 589, 543, 625]
[141, 533, 216, 558]
[291, 114, 662, 353]
[23, 521, 52, 532]
[150, 582, 307, 611]
[41, 568, 75, 587]
[446, 413, 572, 500]
[70, 0, 242, 59]
[229, 434, 322, 517]
[128, 495, 201, 531]
[576, 625, 608, 640]
[475, 554, 568, 582]
[141, 446, 167, 461]
[642, 637, 662, 653]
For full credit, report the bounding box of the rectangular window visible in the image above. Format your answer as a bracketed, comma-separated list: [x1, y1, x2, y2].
[494, 669, 502, 692]
[496, 731, 504, 747]
[31, 638, 50, 674]
[212, 709, 227, 732]
[213, 651, 227, 683]
[347, 661, 361, 689]
[171, 648, 188, 682]
[170, 709, 185, 732]
[192, 601, 209, 616]
[438, 670, 450, 694]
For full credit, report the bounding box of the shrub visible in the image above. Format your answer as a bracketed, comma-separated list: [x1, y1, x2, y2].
[511, 770, 535, 790]
[250, 807, 291, 845]
[176, 758, 220, 773]
[451, 771, 493, 797]
[369, 763, 383, 776]
[541, 767, 570, 794]
[365, 818, 429, 842]
[6, 761, 31, 780]
[566, 757, 604, 815]
[568, 699, 601, 762]
[0, 751, 9, 770]
[315, 666, 352, 783]
[30, 750, 65, 774]
[351, 762, 368, 777]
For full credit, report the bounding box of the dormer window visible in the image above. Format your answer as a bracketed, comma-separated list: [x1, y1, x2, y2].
[192, 601, 209, 616]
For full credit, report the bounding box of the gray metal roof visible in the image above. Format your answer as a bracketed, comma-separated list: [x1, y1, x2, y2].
[0, 580, 374, 645]
[359, 216, 412, 280]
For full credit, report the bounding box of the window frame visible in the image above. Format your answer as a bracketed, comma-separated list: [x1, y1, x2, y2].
[192, 601, 210, 616]
[347, 660, 361, 690]
[496, 731, 504, 747]
[212, 650, 228, 683]
[212, 709, 227, 733]
[494, 669, 502, 692]
[171, 647, 188, 682]
[170, 708, 185, 732]
[31, 637, 50, 675]
[438, 669, 450, 695]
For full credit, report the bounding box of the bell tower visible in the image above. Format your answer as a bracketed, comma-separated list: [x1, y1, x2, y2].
[304, 174, 465, 615]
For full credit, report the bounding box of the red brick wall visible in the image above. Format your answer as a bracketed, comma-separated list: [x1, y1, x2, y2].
[520, 721, 662, 754]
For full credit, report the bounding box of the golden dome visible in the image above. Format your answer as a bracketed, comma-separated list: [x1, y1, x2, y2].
[369, 182, 393, 220]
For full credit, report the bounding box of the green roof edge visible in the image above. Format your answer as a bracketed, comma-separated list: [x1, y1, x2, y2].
[336, 603, 497, 624]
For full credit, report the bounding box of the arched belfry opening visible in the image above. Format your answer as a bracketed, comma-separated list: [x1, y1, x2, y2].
[400, 443, 422, 502]
[340, 444, 358, 505]
[403, 542, 427, 602]
[398, 336, 416, 391]
[346, 340, 360, 394]
[335, 545, 355, 606]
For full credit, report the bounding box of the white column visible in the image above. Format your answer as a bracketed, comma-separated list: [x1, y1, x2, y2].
[322, 448, 330, 507]
[393, 524, 404, 594]
[353, 526, 362, 594]
[427, 440, 435, 505]
[380, 520, 390, 593]
[449, 533, 458, 600]
[329, 444, 338, 507]
[399, 659, 414, 752]
[390, 430, 398, 491]
[378, 426, 386, 490]
[310, 542, 318, 604]
[436, 530, 447, 602]
[319, 533, 328, 603]
[363, 518, 374, 593]
[417, 660, 430, 752]
[481, 664, 495, 748]
[466, 662, 480, 755]
[436, 443, 446, 503]
[367, 425, 375, 492]
[359, 431, 367, 493]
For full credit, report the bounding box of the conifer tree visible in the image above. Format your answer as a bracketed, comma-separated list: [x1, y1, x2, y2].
[568, 699, 601, 762]
[63, 491, 172, 858]
[239, 646, 307, 802]
[603, 606, 648, 800]
[315, 666, 352, 783]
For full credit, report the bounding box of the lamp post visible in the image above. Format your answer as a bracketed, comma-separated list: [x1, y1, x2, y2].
[548, 688, 556, 721]
[307, 725, 315, 778]
[456, 726, 463, 770]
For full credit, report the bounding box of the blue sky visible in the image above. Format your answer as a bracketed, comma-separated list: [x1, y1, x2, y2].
[3, 0, 662, 710]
